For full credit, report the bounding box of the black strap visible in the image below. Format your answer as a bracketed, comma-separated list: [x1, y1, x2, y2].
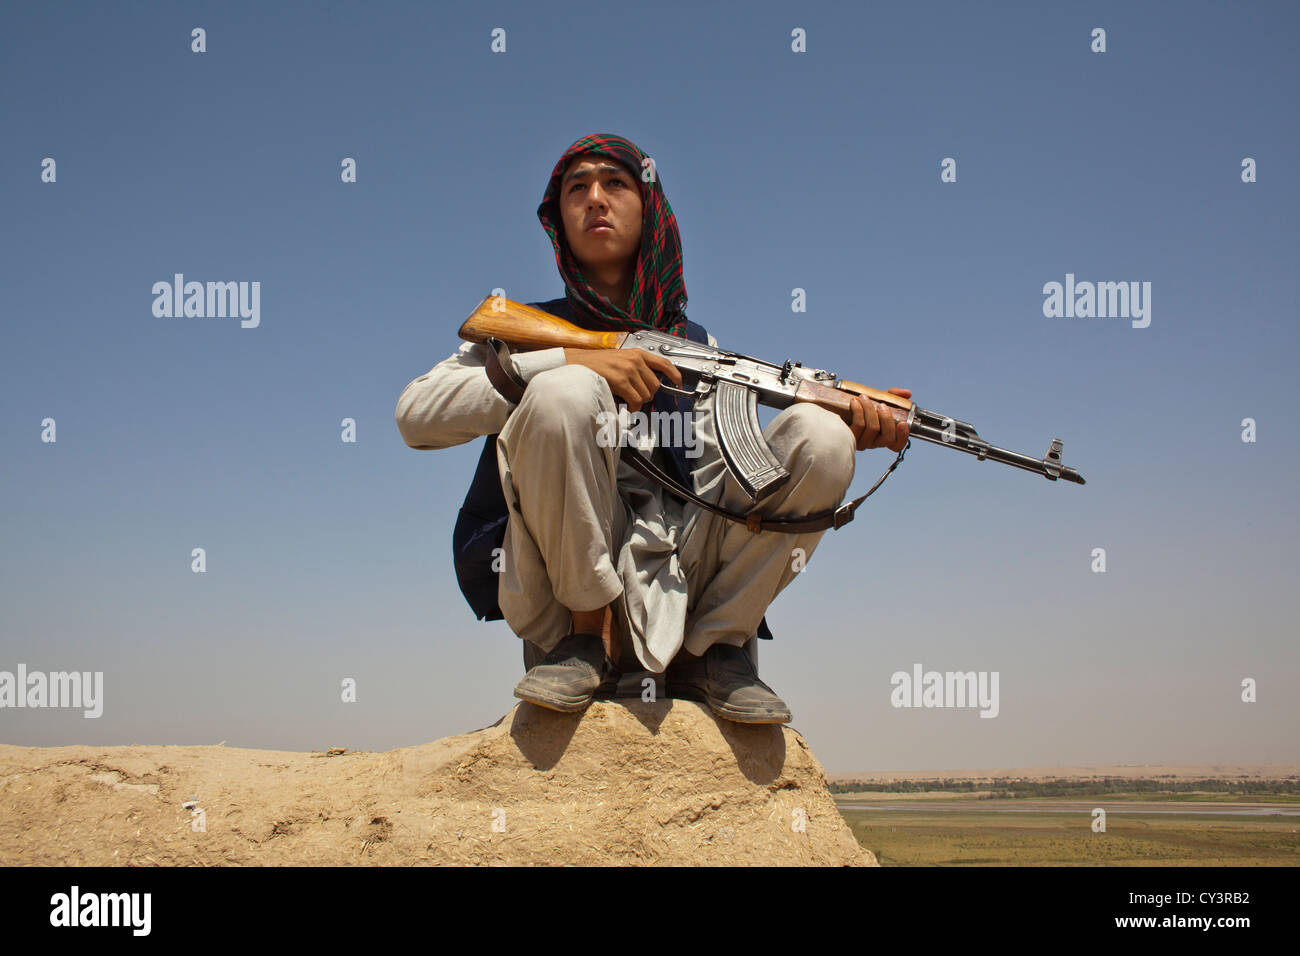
[622, 439, 908, 534]
[483, 336, 528, 403]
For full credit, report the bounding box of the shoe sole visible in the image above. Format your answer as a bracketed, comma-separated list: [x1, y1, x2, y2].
[667, 677, 791, 723]
[513, 686, 593, 713]
[705, 699, 792, 724]
[513, 677, 620, 713]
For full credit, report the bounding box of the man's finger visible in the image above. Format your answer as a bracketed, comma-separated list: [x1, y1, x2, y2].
[859, 394, 881, 450]
[875, 401, 897, 448]
[849, 393, 866, 450]
[622, 354, 660, 399]
[643, 351, 683, 387]
[634, 372, 656, 406]
[847, 393, 863, 449]
[617, 371, 650, 408]
[894, 417, 910, 451]
[633, 360, 662, 399]
[886, 415, 909, 452]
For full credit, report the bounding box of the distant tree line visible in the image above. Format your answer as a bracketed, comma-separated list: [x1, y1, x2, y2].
[827, 777, 1300, 797]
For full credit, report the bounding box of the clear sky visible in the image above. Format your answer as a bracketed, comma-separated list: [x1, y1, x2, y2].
[2, 0, 1296, 773]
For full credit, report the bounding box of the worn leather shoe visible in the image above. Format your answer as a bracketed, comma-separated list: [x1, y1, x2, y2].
[513, 633, 619, 713]
[663, 652, 707, 703]
[701, 643, 792, 724]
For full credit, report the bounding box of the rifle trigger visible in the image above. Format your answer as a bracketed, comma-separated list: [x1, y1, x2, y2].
[656, 380, 695, 398]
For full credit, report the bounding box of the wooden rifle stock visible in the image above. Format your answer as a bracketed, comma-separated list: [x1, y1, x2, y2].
[458, 296, 625, 352]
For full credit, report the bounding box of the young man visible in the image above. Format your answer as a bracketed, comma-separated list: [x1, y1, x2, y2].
[396, 133, 909, 724]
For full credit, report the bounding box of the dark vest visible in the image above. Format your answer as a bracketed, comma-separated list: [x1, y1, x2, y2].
[451, 297, 773, 642]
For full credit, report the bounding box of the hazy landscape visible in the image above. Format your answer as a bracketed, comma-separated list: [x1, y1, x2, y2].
[830, 764, 1300, 866]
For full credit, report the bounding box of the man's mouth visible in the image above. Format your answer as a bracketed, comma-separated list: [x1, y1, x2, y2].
[587, 220, 613, 232]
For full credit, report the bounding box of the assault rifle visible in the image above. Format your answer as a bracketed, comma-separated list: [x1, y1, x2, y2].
[459, 296, 1085, 532]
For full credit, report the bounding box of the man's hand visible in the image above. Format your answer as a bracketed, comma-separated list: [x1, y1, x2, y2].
[849, 388, 912, 453]
[563, 347, 682, 412]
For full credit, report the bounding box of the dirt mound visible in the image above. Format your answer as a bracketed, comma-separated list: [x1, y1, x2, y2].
[0, 700, 874, 866]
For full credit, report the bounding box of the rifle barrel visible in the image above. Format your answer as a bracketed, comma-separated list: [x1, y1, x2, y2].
[906, 418, 1086, 485]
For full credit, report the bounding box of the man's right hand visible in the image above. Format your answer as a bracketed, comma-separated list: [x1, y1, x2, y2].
[562, 348, 682, 412]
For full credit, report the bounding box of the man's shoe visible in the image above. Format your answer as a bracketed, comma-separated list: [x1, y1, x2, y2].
[702, 643, 792, 724]
[514, 633, 619, 713]
[663, 652, 708, 703]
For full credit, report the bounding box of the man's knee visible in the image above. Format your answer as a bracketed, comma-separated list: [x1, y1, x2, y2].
[773, 403, 856, 502]
[512, 364, 615, 437]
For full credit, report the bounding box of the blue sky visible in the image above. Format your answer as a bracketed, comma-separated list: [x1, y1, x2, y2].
[2, 0, 1296, 773]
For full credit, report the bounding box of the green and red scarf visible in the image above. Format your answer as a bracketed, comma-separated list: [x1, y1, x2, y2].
[537, 133, 688, 337]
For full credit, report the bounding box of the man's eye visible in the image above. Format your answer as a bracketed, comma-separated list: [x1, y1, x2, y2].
[569, 179, 626, 192]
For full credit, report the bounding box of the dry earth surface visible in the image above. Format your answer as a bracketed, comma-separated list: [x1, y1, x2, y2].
[0, 699, 873, 866]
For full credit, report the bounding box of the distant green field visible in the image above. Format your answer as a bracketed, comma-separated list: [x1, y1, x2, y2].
[837, 802, 1300, 866]
[835, 790, 1300, 804]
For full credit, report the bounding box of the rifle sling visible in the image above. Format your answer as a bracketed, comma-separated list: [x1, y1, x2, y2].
[484, 336, 528, 404]
[622, 440, 908, 534]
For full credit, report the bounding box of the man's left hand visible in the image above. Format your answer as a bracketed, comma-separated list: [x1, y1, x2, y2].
[848, 388, 911, 452]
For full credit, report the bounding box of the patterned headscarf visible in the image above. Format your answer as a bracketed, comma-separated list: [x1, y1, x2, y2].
[537, 133, 688, 337]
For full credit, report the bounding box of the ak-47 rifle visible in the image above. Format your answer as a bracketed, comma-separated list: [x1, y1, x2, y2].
[459, 296, 1085, 533]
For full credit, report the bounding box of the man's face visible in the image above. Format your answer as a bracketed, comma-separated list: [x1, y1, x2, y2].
[559, 154, 643, 275]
